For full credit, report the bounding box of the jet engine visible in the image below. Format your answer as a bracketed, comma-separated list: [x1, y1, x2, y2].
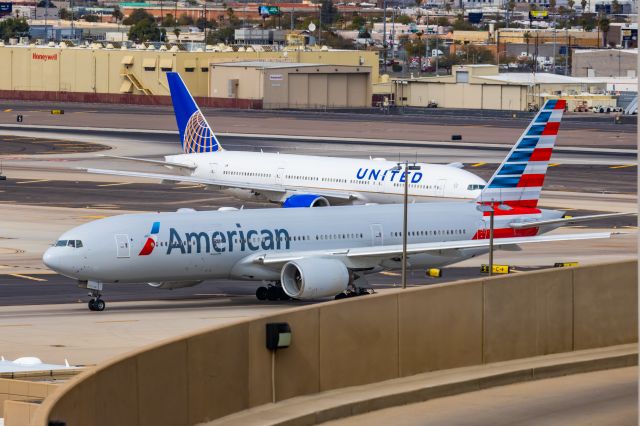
[147, 280, 202, 290]
[282, 194, 330, 208]
[281, 258, 349, 299]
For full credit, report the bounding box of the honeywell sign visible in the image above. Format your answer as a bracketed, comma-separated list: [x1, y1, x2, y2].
[32, 52, 58, 62]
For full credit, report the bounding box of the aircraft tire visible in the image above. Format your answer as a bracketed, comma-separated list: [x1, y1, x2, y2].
[335, 293, 347, 300]
[256, 286, 268, 301]
[266, 286, 279, 301]
[88, 299, 96, 311]
[95, 299, 106, 311]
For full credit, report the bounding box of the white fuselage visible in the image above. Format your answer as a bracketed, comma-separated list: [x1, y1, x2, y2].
[43, 202, 559, 285]
[165, 151, 487, 205]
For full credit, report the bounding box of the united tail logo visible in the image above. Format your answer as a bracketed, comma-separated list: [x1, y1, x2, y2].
[139, 222, 160, 256]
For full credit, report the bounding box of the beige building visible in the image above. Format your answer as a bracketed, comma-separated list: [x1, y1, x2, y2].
[375, 65, 612, 111]
[210, 62, 372, 109]
[0, 44, 379, 107]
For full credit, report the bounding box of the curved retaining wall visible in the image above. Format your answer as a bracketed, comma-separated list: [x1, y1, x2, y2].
[32, 260, 637, 426]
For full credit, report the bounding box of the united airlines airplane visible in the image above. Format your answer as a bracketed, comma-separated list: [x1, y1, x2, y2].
[44, 100, 630, 311]
[85, 72, 486, 207]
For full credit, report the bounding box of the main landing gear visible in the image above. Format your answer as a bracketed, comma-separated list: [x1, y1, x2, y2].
[255, 283, 291, 301]
[334, 287, 374, 300]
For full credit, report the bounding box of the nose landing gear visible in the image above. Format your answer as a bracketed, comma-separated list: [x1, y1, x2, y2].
[81, 280, 106, 312]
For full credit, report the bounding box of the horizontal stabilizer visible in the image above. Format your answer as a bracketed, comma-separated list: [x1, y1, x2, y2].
[99, 155, 196, 170]
[509, 212, 636, 229]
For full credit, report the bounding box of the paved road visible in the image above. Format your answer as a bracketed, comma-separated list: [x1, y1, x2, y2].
[324, 367, 638, 426]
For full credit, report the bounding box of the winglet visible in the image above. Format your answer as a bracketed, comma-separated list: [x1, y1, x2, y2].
[166, 72, 222, 154]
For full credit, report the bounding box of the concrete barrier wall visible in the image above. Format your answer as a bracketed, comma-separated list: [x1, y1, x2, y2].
[33, 260, 637, 426]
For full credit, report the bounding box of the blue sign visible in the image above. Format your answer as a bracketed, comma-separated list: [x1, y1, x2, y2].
[0, 2, 12, 14]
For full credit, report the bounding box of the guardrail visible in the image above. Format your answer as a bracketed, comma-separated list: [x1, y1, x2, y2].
[31, 260, 637, 426]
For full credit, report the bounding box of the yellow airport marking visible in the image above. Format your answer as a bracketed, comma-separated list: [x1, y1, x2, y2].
[16, 179, 49, 184]
[97, 182, 134, 187]
[80, 215, 107, 219]
[173, 185, 204, 189]
[548, 163, 561, 167]
[9, 273, 47, 282]
[3, 109, 12, 112]
[95, 319, 139, 324]
[471, 162, 486, 167]
[609, 164, 636, 169]
[380, 271, 400, 277]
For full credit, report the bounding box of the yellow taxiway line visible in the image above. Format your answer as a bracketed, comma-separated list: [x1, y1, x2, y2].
[9, 273, 48, 282]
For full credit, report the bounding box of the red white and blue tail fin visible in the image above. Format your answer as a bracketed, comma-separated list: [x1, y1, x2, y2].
[478, 99, 566, 208]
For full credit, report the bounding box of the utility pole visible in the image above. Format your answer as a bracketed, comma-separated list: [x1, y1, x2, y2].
[391, 162, 421, 289]
[382, 0, 387, 73]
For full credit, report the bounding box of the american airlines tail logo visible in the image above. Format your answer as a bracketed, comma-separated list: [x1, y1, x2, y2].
[139, 222, 160, 256]
[183, 111, 221, 154]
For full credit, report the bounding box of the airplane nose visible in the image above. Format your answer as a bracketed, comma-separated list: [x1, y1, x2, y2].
[43, 248, 66, 273]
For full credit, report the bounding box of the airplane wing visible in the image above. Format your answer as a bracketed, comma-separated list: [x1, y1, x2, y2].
[509, 212, 636, 229]
[252, 232, 613, 267]
[82, 168, 357, 202]
[99, 155, 197, 170]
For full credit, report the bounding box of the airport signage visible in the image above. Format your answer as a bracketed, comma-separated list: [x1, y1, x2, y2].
[259, 5, 280, 16]
[468, 12, 483, 24]
[528, 10, 548, 20]
[622, 29, 637, 41]
[0, 2, 12, 14]
[269, 74, 283, 81]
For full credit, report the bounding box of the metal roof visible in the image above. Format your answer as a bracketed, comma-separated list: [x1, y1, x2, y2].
[212, 61, 326, 69]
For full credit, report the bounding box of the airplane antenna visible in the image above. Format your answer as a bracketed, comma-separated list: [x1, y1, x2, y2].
[1, 356, 4, 361]
[241, 205, 244, 210]
[65, 359, 70, 367]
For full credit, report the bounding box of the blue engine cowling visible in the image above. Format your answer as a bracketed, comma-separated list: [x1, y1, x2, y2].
[282, 194, 330, 208]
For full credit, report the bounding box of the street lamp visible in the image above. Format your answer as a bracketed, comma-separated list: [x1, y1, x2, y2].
[390, 161, 422, 288]
[478, 204, 495, 276]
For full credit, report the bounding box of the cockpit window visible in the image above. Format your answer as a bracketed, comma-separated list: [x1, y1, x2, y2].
[54, 240, 83, 248]
[467, 184, 485, 190]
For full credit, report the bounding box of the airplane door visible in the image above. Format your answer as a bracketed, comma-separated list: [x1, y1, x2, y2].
[209, 163, 218, 177]
[437, 179, 447, 197]
[115, 234, 131, 258]
[276, 168, 285, 184]
[370, 224, 383, 246]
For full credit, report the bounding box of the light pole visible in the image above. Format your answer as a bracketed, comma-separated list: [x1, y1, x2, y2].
[382, 0, 387, 73]
[391, 161, 421, 289]
[478, 204, 495, 276]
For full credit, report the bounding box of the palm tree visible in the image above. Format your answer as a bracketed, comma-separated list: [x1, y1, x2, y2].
[598, 16, 610, 47]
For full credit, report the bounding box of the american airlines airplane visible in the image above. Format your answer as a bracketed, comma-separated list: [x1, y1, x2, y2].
[85, 72, 486, 207]
[44, 100, 629, 311]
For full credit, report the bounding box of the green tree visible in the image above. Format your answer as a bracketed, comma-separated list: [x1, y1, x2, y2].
[123, 8, 155, 26]
[82, 14, 100, 22]
[128, 16, 161, 42]
[611, 0, 622, 14]
[396, 14, 412, 25]
[349, 14, 365, 30]
[173, 27, 181, 39]
[567, 0, 575, 14]
[436, 17, 449, 27]
[459, 44, 494, 64]
[598, 16, 610, 47]
[206, 26, 234, 44]
[320, 0, 339, 28]
[452, 14, 474, 30]
[112, 7, 123, 22]
[580, 0, 587, 12]
[59, 7, 71, 20]
[177, 14, 194, 25]
[162, 13, 176, 27]
[549, 0, 556, 13]
[0, 18, 29, 41]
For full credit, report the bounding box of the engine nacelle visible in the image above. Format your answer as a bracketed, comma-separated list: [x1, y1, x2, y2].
[282, 194, 330, 208]
[147, 280, 202, 290]
[281, 258, 349, 299]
